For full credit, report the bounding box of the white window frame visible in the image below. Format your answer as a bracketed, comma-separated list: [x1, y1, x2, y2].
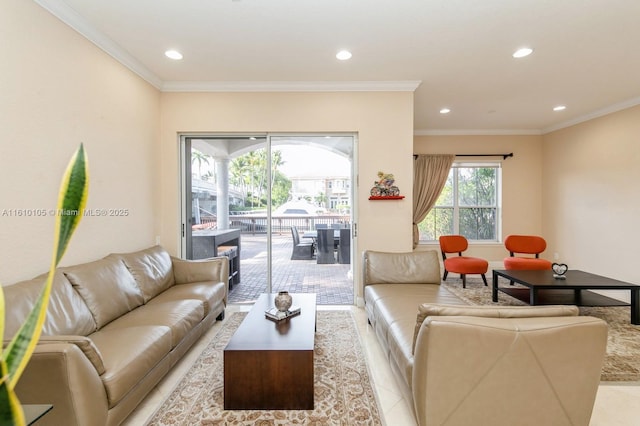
[419, 161, 502, 243]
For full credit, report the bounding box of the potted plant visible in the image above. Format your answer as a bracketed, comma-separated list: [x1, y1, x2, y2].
[0, 144, 88, 425]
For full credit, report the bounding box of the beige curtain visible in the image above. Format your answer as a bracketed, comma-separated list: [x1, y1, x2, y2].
[413, 154, 455, 247]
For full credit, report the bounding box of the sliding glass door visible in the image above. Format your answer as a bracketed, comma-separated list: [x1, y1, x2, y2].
[180, 134, 356, 304]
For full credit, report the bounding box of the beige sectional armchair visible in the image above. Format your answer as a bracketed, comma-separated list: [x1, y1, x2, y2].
[363, 250, 609, 426]
[3, 245, 228, 426]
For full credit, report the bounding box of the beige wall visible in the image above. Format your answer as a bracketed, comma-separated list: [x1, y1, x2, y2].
[10, 0, 638, 301]
[542, 105, 640, 287]
[0, 0, 160, 284]
[159, 91, 415, 297]
[413, 134, 544, 263]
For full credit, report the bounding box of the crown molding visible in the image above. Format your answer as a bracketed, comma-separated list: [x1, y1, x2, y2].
[414, 129, 542, 136]
[541, 96, 640, 134]
[161, 80, 422, 92]
[416, 96, 640, 136]
[29, 1, 640, 134]
[34, 0, 163, 89]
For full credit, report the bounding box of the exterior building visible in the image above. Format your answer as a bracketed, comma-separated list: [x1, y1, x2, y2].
[290, 176, 350, 213]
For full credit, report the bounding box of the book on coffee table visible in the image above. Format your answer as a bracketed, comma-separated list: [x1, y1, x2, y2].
[265, 306, 301, 321]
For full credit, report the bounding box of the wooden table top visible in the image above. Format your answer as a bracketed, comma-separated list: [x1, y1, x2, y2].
[494, 269, 639, 290]
[225, 293, 317, 351]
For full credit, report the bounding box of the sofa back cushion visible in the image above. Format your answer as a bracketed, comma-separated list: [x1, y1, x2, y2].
[172, 257, 227, 284]
[63, 256, 144, 328]
[363, 250, 441, 285]
[2, 271, 97, 338]
[114, 246, 175, 303]
[413, 303, 580, 353]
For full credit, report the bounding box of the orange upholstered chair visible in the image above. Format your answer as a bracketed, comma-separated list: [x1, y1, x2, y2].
[439, 235, 488, 288]
[503, 235, 552, 270]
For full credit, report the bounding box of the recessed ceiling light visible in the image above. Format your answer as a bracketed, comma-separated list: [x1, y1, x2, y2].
[440, 108, 451, 114]
[165, 50, 183, 60]
[553, 105, 567, 111]
[512, 47, 533, 58]
[336, 50, 352, 60]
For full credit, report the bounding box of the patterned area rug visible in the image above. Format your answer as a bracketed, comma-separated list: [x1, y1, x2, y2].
[442, 276, 640, 382]
[147, 311, 383, 425]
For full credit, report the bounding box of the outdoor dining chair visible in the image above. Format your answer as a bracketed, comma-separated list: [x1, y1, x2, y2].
[290, 226, 314, 260]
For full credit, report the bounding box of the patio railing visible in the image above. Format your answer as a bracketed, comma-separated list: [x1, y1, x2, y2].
[230, 214, 350, 234]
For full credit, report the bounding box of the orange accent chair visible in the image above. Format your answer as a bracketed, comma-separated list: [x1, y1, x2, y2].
[503, 235, 553, 271]
[439, 235, 489, 288]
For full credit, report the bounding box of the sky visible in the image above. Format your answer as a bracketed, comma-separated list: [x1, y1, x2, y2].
[276, 145, 350, 178]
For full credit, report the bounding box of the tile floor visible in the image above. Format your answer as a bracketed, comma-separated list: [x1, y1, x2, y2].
[123, 305, 640, 426]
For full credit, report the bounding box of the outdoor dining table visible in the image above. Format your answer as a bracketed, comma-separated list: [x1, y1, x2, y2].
[301, 229, 341, 242]
[303, 229, 350, 264]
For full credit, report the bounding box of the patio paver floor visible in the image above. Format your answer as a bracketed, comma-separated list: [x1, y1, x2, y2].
[228, 234, 353, 305]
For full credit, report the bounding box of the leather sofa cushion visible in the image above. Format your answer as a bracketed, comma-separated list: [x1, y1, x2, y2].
[172, 257, 226, 284]
[63, 256, 144, 328]
[38, 335, 106, 375]
[2, 270, 97, 338]
[114, 246, 175, 303]
[363, 250, 441, 285]
[90, 325, 172, 407]
[364, 284, 466, 389]
[413, 304, 580, 353]
[148, 281, 226, 316]
[100, 300, 204, 348]
[365, 284, 465, 333]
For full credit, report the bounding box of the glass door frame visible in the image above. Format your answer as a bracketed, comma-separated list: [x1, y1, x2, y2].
[179, 132, 357, 297]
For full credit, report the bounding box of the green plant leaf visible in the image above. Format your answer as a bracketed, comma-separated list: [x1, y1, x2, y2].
[54, 143, 89, 265]
[0, 360, 25, 426]
[2, 144, 88, 389]
[0, 283, 5, 364]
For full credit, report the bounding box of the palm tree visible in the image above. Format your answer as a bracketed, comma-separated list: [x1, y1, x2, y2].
[229, 148, 290, 209]
[230, 156, 250, 203]
[191, 150, 211, 178]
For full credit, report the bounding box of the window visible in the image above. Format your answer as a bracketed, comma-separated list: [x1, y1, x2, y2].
[418, 163, 500, 242]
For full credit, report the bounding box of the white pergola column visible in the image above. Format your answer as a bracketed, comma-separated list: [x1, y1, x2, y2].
[215, 157, 230, 230]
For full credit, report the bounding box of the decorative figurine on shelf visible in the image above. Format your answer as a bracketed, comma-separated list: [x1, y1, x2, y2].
[552, 262, 568, 279]
[370, 171, 401, 197]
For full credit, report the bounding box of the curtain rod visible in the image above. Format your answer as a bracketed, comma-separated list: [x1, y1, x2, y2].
[413, 153, 513, 160]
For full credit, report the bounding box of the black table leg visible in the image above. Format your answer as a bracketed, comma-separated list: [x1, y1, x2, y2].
[631, 289, 639, 325]
[574, 288, 582, 305]
[530, 288, 538, 305]
[492, 270, 498, 302]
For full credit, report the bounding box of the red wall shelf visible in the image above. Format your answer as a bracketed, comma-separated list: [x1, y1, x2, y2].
[368, 195, 405, 200]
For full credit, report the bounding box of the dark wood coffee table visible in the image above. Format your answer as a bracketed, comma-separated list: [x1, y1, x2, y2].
[492, 269, 640, 324]
[224, 293, 317, 410]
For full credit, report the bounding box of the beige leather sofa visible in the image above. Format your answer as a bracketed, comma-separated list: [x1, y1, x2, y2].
[3, 245, 228, 426]
[363, 250, 609, 426]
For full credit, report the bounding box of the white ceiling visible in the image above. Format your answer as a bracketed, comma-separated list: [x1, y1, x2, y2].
[36, 0, 640, 134]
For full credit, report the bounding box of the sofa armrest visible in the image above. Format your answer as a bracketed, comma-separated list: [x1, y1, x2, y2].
[412, 315, 607, 426]
[38, 335, 105, 375]
[171, 256, 229, 286]
[15, 343, 108, 426]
